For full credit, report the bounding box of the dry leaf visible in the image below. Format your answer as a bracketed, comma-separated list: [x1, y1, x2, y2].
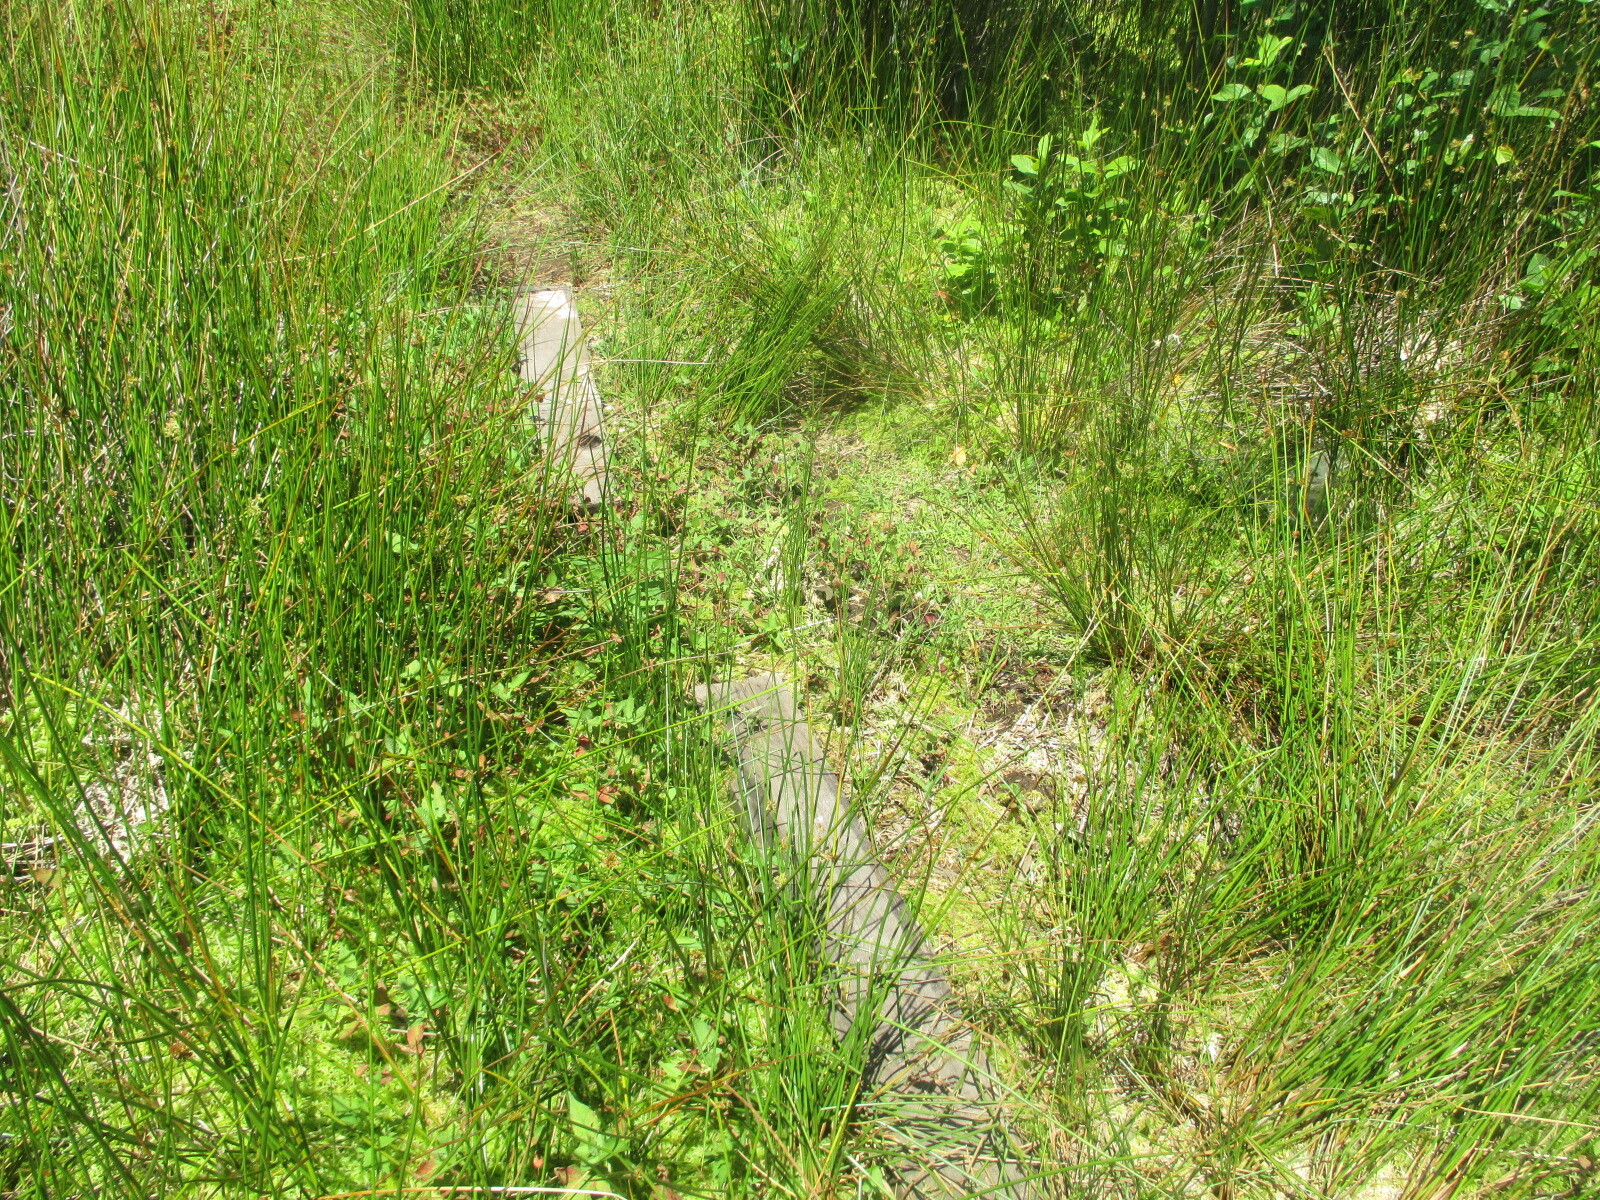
[337, 1017, 366, 1044]
[404, 1022, 426, 1054]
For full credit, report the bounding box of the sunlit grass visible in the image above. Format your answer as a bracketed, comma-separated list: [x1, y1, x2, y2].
[4, 0, 1599, 1196]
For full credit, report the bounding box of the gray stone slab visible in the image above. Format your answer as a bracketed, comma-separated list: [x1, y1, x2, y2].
[694, 673, 1038, 1200]
[514, 288, 607, 510]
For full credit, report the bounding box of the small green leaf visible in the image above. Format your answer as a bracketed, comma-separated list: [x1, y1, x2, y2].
[1309, 146, 1343, 172]
[568, 1093, 622, 1165]
[863, 1166, 896, 1198]
[1522, 252, 1556, 292]
[1305, 189, 1354, 208]
[1258, 84, 1286, 107]
[1240, 34, 1294, 67]
[569, 1093, 601, 1135]
[1487, 86, 1552, 117]
[1212, 83, 1252, 103]
[691, 1017, 722, 1071]
[1010, 154, 1039, 177]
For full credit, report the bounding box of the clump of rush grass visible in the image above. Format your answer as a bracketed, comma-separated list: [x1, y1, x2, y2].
[0, 4, 945, 1195]
[916, 1, 1600, 1193]
[0, 0, 578, 1189]
[558, 0, 1600, 1193]
[397, 0, 556, 91]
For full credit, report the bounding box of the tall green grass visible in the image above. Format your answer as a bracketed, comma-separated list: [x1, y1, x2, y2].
[590, 0, 1600, 1192]
[400, 0, 562, 90]
[0, 0, 584, 1189]
[5, 0, 1600, 1195]
[912, 0, 1600, 1192]
[0, 5, 976, 1196]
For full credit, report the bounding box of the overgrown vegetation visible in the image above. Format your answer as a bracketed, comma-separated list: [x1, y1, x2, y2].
[4, 0, 1599, 1197]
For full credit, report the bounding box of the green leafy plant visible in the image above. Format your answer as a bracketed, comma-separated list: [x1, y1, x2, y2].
[935, 217, 998, 314]
[1003, 123, 1139, 309]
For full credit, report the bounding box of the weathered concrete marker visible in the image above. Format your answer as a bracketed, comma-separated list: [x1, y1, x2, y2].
[693, 673, 1038, 1200]
[514, 288, 608, 509]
